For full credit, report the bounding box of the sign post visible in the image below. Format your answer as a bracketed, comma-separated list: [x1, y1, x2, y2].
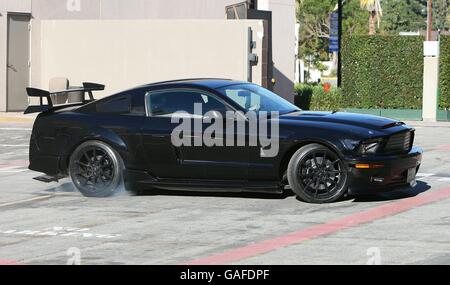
[337, 0, 343, 87]
[330, 11, 339, 87]
[329, 12, 339, 53]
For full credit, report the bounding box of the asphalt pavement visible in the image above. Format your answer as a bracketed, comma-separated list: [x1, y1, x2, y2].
[0, 117, 450, 265]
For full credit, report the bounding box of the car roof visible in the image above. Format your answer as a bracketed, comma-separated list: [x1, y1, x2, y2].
[138, 78, 247, 90]
[79, 79, 251, 113]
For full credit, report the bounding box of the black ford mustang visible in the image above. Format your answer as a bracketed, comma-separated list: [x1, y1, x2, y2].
[26, 79, 422, 203]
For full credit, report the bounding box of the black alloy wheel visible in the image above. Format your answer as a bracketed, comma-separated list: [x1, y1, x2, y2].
[287, 143, 348, 203]
[69, 141, 124, 197]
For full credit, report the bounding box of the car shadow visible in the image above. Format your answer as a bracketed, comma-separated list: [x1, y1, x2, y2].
[44, 181, 78, 193]
[135, 188, 296, 200]
[349, 181, 431, 203]
[44, 181, 431, 203]
[43, 181, 295, 200]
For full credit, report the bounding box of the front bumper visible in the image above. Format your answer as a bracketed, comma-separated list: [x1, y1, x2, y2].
[346, 146, 423, 194]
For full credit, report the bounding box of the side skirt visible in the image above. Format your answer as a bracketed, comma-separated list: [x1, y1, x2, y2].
[124, 170, 284, 194]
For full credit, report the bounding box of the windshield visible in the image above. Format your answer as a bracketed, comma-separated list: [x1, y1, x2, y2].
[218, 84, 301, 114]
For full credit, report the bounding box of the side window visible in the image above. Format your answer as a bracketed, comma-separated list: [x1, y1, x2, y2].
[222, 89, 260, 111]
[146, 90, 229, 117]
[96, 95, 131, 114]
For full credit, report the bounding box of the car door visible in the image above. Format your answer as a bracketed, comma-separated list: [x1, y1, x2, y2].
[219, 85, 280, 182]
[141, 88, 249, 180]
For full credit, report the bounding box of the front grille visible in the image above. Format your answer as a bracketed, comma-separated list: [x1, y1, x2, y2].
[383, 131, 414, 154]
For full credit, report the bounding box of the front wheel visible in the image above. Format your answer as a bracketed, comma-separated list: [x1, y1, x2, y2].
[69, 141, 124, 197]
[287, 144, 348, 203]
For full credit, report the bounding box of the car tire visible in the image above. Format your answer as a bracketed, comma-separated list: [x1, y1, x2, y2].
[287, 143, 348, 203]
[69, 140, 125, 198]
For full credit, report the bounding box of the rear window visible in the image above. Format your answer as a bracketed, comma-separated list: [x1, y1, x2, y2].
[96, 96, 131, 114]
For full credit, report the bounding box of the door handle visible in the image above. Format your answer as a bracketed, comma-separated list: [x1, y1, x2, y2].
[7, 64, 17, 72]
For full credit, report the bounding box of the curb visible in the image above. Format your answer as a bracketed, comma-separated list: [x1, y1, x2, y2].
[405, 121, 450, 127]
[0, 117, 35, 123]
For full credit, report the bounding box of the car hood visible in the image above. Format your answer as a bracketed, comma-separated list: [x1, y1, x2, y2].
[279, 111, 404, 131]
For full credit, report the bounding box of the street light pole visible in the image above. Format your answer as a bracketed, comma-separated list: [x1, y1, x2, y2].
[427, 0, 433, 41]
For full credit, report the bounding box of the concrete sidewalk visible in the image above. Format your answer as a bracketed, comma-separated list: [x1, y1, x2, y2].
[0, 121, 450, 265]
[404, 121, 450, 127]
[0, 112, 37, 123]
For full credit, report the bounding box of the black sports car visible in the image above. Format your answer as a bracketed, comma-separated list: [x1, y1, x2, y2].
[25, 79, 422, 203]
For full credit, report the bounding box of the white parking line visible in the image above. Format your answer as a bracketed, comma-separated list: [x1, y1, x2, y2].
[416, 173, 450, 182]
[0, 226, 121, 240]
[0, 145, 29, 147]
[417, 173, 436, 178]
[0, 195, 55, 208]
[0, 165, 28, 173]
[0, 128, 32, 131]
[0, 166, 25, 171]
[0, 169, 28, 173]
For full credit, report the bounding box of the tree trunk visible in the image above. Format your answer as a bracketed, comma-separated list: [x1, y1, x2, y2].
[369, 10, 376, 35]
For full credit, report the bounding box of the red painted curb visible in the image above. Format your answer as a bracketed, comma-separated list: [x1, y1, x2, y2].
[435, 144, 450, 152]
[185, 187, 450, 265]
[0, 160, 29, 169]
[0, 259, 21, 265]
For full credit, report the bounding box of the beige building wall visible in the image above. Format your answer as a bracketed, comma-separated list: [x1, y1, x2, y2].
[38, 19, 263, 99]
[32, 0, 242, 20]
[0, 0, 295, 111]
[258, 0, 296, 102]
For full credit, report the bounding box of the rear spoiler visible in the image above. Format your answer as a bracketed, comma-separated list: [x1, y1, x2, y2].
[24, 82, 105, 114]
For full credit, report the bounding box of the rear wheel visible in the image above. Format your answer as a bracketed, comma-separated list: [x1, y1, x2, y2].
[69, 141, 124, 197]
[287, 144, 348, 203]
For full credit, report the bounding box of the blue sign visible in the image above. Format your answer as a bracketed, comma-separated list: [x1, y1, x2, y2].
[329, 12, 339, 52]
[329, 38, 339, 52]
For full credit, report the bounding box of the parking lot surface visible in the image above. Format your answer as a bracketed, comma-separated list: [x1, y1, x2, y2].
[1, 119, 450, 265]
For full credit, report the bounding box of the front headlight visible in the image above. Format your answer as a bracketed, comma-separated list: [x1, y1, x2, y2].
[358, 139, 382, 154]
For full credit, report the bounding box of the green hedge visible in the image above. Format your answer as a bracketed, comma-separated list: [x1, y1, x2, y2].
[295, 84, 344, 111]
[297, 36, 450, 111]
[342, 35, 424, 109]
[440, 36, 450, 109]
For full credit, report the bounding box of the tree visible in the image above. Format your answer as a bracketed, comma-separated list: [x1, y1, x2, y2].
[382, 0, 427, 33]
[296, 0, 369, 74]
[433, 0, 450, 31]
[342, 0, 370, 36]
[296, 0, 336, 71]
[448, 2, 450, 28]
[378, 0, 450, 34]
[360, 0, 383, 35]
